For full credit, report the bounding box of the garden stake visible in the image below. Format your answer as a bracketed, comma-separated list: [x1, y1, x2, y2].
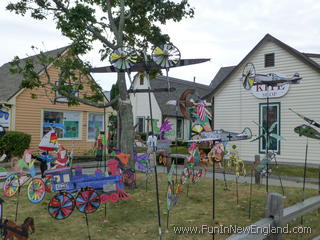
[154, 165, 162, 240]
[248, 167, 253, 219]
[85, 213, 91, 240]
[301, 139, 308, 225]
[235, 176, 239, 205]
[318, 165, 320, 214]
[15, 179, 21, 222]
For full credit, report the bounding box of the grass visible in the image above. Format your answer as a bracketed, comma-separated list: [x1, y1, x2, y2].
[2, 172, 320, 240]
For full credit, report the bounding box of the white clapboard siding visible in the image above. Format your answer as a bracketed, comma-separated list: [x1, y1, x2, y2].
[214, 40, 320, 164]
[310, 57, 320, 65]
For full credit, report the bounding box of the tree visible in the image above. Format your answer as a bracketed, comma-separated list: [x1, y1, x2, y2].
[6, 0, 194, 168]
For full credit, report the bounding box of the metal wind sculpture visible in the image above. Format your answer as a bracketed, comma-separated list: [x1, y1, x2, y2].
[151, 44, 181, 91]
[109, 46, 138, 89]
[241, 62, 302, 192]
[94, 45, 209, 240]
[290, 109, 320, 224]
[241, 63, 302, 90]
[166, 162, 179, 229]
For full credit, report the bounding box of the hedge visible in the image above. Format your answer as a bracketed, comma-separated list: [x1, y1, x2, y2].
[0, 131, 31, 157]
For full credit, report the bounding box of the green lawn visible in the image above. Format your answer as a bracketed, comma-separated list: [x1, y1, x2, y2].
[1, 173, 319, 240]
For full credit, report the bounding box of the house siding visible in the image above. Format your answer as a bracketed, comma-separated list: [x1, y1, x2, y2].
[14, 64, 107, 155]
[214, 40, 320, 164]
[130, 75, 163, 133]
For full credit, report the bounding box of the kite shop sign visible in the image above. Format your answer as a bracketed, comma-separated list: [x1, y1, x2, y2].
[251, 83, 289, 98]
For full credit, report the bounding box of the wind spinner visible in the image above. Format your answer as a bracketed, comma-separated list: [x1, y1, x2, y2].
[151, 44, 181, 90]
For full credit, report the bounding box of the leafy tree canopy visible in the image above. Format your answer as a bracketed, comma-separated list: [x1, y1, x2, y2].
[6, 0, 194, 106]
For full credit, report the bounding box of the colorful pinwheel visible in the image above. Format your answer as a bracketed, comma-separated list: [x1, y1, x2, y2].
[109, 46, 138, 71]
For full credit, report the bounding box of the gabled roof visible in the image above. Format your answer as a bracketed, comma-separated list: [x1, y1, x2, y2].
[150, 75, 211, 117]
[203, 33, 320, 99]
[209, 66, 236, 89]
[0, 46, 69, 101]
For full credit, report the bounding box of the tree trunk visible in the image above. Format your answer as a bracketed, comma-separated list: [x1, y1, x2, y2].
[117, 72, 135, 169]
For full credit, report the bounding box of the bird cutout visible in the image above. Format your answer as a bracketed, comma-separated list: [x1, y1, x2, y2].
[251, 121, 284, 149]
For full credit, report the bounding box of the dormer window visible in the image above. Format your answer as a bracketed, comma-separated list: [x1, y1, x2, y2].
[139, 75, 144, 85]
[265, 53, 275, 67]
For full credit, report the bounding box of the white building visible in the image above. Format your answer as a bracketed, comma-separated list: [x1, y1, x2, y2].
[204, 34, 320, 164]
[130, 74, 211, 141]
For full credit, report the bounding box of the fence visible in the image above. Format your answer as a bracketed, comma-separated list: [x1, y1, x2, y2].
[226, 192, 320, 240]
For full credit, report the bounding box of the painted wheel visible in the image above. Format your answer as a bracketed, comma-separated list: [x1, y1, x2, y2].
[109, 46, 138, 71]
[122, 169, 135, 188]
[180, 167, 190, 185]
[152, 44, 181, 68]
[27, 178, 46, 203]
[76, 188, 101, 214]
[3, 173, 20, 197]
[48, 192, 75, 220]
[192, 168, 203, 183]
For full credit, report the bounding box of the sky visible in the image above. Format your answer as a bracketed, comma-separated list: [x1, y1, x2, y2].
[1, 0, 320, 91]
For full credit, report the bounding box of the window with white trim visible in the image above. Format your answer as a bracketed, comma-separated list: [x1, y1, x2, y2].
[43, 110, 81, 139]
[136, 117, 145, 133]
[259, 103, 281, 154]
[88, 113, 104, 141]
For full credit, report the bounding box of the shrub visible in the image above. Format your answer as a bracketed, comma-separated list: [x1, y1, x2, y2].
[0, 131, 31, 157]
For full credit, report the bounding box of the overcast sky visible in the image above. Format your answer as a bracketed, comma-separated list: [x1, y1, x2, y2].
[1, 0, 320, 91]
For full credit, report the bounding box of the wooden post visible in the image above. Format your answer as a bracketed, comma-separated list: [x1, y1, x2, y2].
[254, 155, 261, 185]
[266, 193, 284, 240]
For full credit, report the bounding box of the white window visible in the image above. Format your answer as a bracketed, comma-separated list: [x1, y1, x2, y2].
[88, 113, 104, 141]
[176, 117, 184, 139]
[55, 82, 79, 103]
[43, 110, 81, 139]
[259, 102, 281, 154]
[136, 117, 145, 133]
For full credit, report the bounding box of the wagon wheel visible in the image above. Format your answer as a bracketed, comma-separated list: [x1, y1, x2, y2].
[76, 188, 101, 214]
[48, 192, 75, 220]
[27, 178, 46, 203]
[192, 168, 203, 183]
[122, 169, 135, 188]
[180, 167, 190, 185]
[3, 173, 20, 197]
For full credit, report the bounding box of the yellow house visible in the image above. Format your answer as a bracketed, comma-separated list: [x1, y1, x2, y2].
[0, 46, 113, 155]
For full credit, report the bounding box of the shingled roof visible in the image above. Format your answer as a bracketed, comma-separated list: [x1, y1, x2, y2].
[202, 33, 320, 100]
[0, 46, 69, 101]
[150, 75, 211, 117]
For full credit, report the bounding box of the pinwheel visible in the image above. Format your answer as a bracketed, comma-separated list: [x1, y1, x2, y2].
[109, 46, 138, 71]
[109, 46, 138, 88]
[75, 188, 101, 214]
[3, 173, 20, 197]
[152, 44, 181, 91]
[27, 178, 46, 203]
[48, 192, 75, 220]
[241, 63, 255, 90]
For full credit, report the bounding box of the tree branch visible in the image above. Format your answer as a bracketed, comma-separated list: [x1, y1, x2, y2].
[118, 0, 125, 44]
[51, 0, 116, 49]
[105, 0, 119, 41]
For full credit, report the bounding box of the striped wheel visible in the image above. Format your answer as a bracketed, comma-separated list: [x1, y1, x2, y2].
[3, 173, 20, 197]
[27, 178, 46, 203]
[75, 188, 100, 214]
[48, 192, 75, 220]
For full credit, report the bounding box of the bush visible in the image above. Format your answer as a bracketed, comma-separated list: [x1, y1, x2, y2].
[0, 131, 31, 157]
